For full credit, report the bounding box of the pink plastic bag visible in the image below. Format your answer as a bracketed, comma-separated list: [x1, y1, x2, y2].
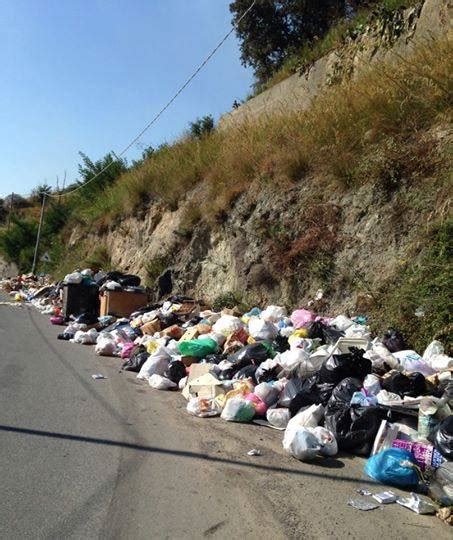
[290, 309, 316, 329]
[50, 316, 65, 325]
[245, 393, 268, 416]
[121, 342, 136, 359]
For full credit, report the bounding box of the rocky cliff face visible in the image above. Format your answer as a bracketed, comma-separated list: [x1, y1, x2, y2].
[69, 121, 451, 316]
[0, 256, 18, 279]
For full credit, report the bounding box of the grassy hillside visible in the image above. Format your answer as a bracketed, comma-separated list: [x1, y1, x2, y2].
[1, 33, 451, 351]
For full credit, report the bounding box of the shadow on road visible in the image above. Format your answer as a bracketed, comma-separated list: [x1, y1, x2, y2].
[0, 423, 374, 484]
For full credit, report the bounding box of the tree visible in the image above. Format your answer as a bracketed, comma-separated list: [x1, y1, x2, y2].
[230, 0, 348, 83]
[31, 183, 52, 203]
[77, 151, 127, 195]
[189, 115, 215, 139]
[131, 145, 155, 168]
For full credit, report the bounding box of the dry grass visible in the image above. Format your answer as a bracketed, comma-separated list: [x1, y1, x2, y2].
[75, 37, 452, 226]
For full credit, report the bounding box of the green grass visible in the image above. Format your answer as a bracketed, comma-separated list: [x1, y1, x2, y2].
[370, 219, 453, 354]
[61, 35, 451, 229]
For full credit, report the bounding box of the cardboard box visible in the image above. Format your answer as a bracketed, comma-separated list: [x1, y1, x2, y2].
[100, 290, 149, 318]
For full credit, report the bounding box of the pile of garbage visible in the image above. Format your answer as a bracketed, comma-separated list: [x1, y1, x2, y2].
[1, 269, 452, 522]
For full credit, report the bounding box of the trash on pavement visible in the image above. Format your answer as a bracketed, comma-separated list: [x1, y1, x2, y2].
[4, 265, 453, 525]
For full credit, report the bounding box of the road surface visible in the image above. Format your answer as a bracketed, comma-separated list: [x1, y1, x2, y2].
[0, 298, 450, 539]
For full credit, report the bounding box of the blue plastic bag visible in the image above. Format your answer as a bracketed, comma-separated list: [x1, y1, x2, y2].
[364, 448, 419, 487]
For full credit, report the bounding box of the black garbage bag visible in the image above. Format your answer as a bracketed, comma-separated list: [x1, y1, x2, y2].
[315, 381, 337, 405]
[204, 353, 227, 365]
[218, 367, 237, 381]
[74, 312, 98, 325]
[429, 415, 453, 459]
[383, 328, 408, 353]
[279, 376, 321, 414]
[325, 377, 384, 455]
[272, 334, 290, 353]
[228, 343, 273, 369]
[318, 347, 371, 386]
[57, 332, 74, 341]
[164, 360, 187, 384]
[157, 312, 184, 327]
[325, 377, 362, 414]
[381, 371, 427, 398]
[307, 321, 326, 341]
[122, 350, 149, 372]
[322, 326, 345, 345]
[117, 274, 141, 287]
[256, 362, 282, 383]
[234, 364, 258, 383]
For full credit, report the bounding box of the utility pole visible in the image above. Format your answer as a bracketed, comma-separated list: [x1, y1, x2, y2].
[7, 192, 14, 230]
[31, 192, 46, 275]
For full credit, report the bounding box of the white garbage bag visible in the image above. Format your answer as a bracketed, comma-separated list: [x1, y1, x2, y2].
[148, 374, 177, 390]
[187, 397, 222, 417]
[266, 407, 290, 429]
[64, 272, 83, 284]
[137, 353, 170, 380]
[248, 317, 278, 341]
[260, 305, 287, 322]
[331, 315, 354, 331]
[283, 428, 321, 460]
[212, 315, 244, 336]
[95, 337, 117, 356]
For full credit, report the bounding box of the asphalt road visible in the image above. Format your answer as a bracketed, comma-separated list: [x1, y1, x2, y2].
[0, 298, 450, 539]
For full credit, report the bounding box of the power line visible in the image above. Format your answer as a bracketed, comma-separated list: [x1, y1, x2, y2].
[45, 0, 256, 199]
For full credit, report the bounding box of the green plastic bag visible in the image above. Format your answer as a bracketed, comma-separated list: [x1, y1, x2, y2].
[177, 337, 218, 358]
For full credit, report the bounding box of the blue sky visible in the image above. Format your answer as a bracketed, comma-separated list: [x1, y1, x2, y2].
[0, 0, 254, 198]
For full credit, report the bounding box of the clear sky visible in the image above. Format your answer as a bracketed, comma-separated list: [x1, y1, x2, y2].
[0, 0, 254, 198]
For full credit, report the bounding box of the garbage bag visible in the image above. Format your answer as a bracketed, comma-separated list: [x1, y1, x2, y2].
[177, 337, 218, 358]
[307, 321, 325, 341]
[117, 274, 141, 287]
[260, 305, 287, 322]
[283, 428, 321, 461]
[221, 396, 255, 422]
[272, 334, 290, 353]
[137, 352, 170, 380]
[164, 360, 187, 384]
[394, 350, 435, 376]
[383, 328, 407, 353]
[254, 382, 280, 406]
[286, 403, 325, 431]
[290, 309, 316, 329]
[122, 350, 149, 372]
[429, 462, 453, 506]
[429, 415, 453, 459]
[148, 374, 177, 390]
[244, 393, 268, 416]
[255, 358, 282, 383]
[312, 426, 338, 457]
[95, 337, 117, 356]
[248, 317, 278, 341]
[381, 371, 426, 398]
[217, 367, 237, 381]
[266, 407, 291, 429]
[318, 348, 371, 386]
[212, 315, 244, 336]
[331, 315, 354, 331]
[364, 448, 419, 487]
[363, 374, 381, 396]
[278, 376, 320, 412]
[234, 364, 258, 382]
[325, 378, 384, 454]
[187, 397, 222, 417]
[322, 326, 345, 345]
[228, 342, 274, 369]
